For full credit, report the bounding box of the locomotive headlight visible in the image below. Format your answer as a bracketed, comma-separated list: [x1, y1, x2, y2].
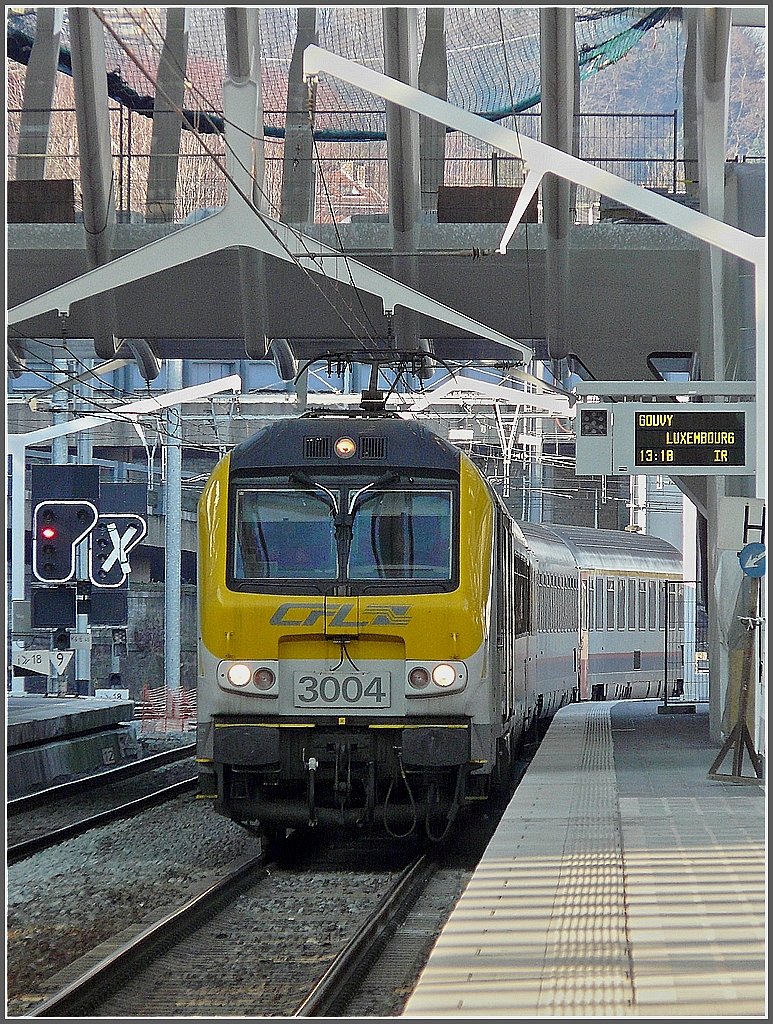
[408, 666, 430, 689]
[219, 660, 279, 697]
[227, 663, 252, 687]
[254, 667, 276, 690]
[334, 436, 356, 459]
[432, 663, 457, 687]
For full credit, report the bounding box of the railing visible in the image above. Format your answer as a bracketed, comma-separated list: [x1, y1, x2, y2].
[664, 580, 709, 704]
[7, 106, 762, 226]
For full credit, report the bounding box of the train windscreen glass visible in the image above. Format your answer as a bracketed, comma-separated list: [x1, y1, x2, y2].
[349, 489, 453, 580]
[232, 488, 337, 580]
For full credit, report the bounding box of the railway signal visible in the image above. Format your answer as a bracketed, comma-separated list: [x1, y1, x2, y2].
[32, 500, 99, 584]
[88, 514, 147, 588]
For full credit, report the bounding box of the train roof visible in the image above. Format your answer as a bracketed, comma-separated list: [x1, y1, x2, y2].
[515, 520, 578, 572]
[523, 522, 683, 575]
[229, 414, 460, 474]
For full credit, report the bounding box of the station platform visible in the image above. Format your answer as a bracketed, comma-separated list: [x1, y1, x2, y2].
[6, 694, 140, 798]
[403, 699, 765, 1018]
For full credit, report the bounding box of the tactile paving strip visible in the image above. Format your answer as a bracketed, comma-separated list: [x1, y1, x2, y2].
[535, 704, 634, 1016]
[402, 701, 765, 1018]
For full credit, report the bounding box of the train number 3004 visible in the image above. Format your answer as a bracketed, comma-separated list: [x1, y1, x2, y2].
[293, 672, 391, 708]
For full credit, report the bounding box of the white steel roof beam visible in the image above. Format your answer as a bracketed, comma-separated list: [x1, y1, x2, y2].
[300, 45, 766, 500]
[9, 76, 531, 362]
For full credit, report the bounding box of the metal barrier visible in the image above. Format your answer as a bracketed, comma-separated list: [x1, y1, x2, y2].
[664, 580, 709, 705]
[7, 106, 696, 226]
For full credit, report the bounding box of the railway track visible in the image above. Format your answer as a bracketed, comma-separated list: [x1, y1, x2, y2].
[16, 734, 544, 1017]
[7, 744, 197, 864]
[26, 837, 436, 1019]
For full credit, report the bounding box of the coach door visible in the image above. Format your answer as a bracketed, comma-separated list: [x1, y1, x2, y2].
[495, 515, 514, 722]
[578, 572, 591, 700]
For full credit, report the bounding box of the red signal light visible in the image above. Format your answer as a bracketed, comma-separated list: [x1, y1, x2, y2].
[41, 526, 58, 540]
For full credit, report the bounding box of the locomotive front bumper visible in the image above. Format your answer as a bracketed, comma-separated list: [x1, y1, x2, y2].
[210, 713, 472, 771]
[198, 713, 476, 830]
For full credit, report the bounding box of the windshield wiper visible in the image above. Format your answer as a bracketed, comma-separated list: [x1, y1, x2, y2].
[347, 471, 401, 515]
[288, 471, 339, 515]
[289, 470, 400, 593]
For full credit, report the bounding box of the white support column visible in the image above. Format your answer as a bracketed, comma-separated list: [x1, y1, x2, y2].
[281, 7, 318, 225]
[539, 7, 578, 361]
[695, 9, 734, 743]
[16, 7, 63, 180]
[227, 8, 273, 364]
[146, 8, 190, 223]
[75, 369, 93, 695]
[68, 6, 118, 360]
[383, 6, 431, 374]
[164, 361, 183, 692]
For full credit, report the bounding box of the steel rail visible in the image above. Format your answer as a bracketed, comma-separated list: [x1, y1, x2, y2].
[8, 778, 198, 865]
[293, 853, 436, 1017]
[8, 743, 196, 815]
[27, 852, 268, 1018]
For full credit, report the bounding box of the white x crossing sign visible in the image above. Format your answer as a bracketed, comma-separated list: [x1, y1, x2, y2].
[89, 513, 148, 588]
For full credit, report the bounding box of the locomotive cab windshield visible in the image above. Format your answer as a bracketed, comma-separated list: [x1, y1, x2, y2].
[228, 472, 457, 593]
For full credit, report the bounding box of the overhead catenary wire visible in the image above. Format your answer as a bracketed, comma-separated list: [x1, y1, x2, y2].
[97, 6, 391, 365]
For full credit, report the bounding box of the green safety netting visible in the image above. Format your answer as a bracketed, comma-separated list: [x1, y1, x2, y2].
[7, 6, 676, 138]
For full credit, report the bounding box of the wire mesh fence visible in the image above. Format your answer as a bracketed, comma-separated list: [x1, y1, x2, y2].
[8, 105, 692, 226]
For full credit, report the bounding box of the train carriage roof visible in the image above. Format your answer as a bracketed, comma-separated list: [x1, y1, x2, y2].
[516, 520, 579, 574]
[524, 523, 682, 576]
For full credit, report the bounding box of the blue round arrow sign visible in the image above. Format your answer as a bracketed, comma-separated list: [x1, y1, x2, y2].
[739, 542, 766, 577]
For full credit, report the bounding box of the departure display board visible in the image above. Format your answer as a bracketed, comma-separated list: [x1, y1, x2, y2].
[634, 410, 745, 468]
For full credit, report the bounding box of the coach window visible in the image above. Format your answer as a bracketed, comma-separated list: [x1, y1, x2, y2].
[638, 581, 647, 629]
[659, 583, 667, 629]
[617, 578, 626, 630]
[648, 580, 657, 629]
[595, 577, 604, 629]
[627, 578, 637, 630]
[606, 578, 615, 628]
[514, 556, 530, 637]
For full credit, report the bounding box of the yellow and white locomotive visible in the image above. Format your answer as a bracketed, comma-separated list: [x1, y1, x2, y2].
[196, 413, 681, 841]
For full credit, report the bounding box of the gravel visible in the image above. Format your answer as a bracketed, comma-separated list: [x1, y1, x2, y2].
[6, 794, 262, 1017]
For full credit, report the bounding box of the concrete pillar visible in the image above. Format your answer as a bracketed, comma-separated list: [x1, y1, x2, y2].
[383, 7, 432, 376]
[68, 6, 118, 360]
[682, 9, 699, 197]
[691, 9, 735, 744]
[539, 7, 579, 363]
[146, 9, 189, 223]
[281, 7, 318, 225]
[418, 7, 447, 214]
[16, 7, 63, 180]
[226, 8, 272, 364]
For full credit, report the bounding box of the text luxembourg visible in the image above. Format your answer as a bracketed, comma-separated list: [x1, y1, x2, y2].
[664, 430, 736, 446]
